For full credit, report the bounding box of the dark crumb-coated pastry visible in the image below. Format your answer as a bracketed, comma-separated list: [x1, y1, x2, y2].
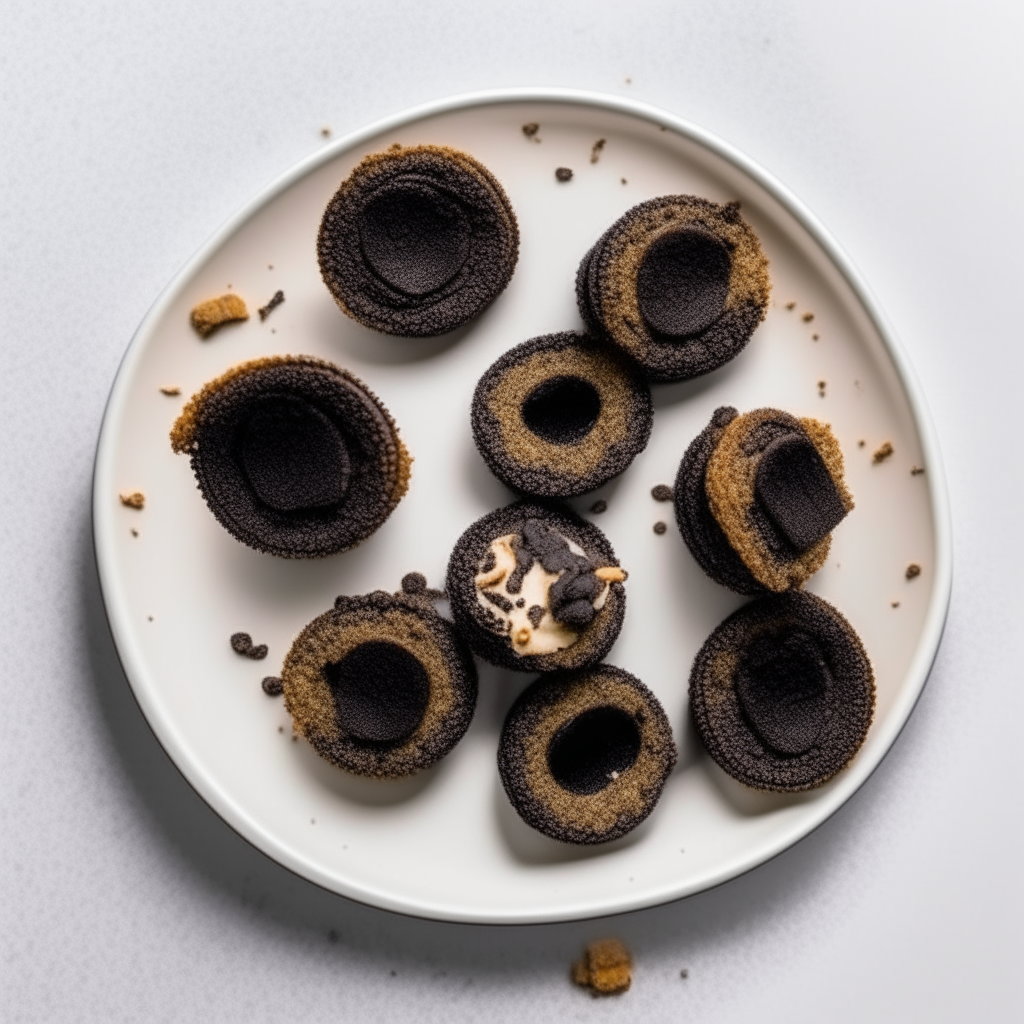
[318, 144, 519, 337]
[446, 501, 626, 672]
[689, 591, 874, 791]
[170, 356, 411, 558]
[282, 589, 477, 778]
[499, 665, 676, 844]
[471, 331, 652, 498]
[674, 406, 853, 593]
[576, 196, 770, 382]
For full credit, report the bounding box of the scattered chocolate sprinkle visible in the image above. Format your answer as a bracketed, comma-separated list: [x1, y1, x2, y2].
[906, 563, 921, 580]
[620, 178, 627, 185]
[119, 491, 145, 510]
[911, 465, 925, 475]
[401, 572, 427, 595]
[590, 499, 608, 514]
[818, 380, 827, 396]
[130, 528, 138, 537]
[572, 939, 632, 995]
[891, 601, 900, 608]
[159, 386, 181, 396]
[231, 632, 253, 654]
[522, 123, 540, 140]
[785, 301, 796, 311]
[190, 293, 248, 337]
[590, 139, 606, 164]
[802, 312, 814, 322]
[258, 289, 285, 321]
[873, 441, 894, 463]
[262, 676, 284, 696]
[527, 604, 545, 628]
[147, 615, 153, 621]
[321, 126, 331, 137]
[555, 167, 574, 182]
[268, 264, 274, 269]
[858, 440, 866, 448]
[651, 484, 673, 501]
[653, 521, 667, 535]
[250, 644, 268, 660]
[812, 333, 820, 341]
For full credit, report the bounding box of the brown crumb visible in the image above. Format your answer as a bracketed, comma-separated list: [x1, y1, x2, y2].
[817, 380, 827, 396]
[590, 138, 606, 163]
[858, 439, 866, 448]
[590, 499, 608, 514]
[268, 264, 274, 270]
[572, 939, 632, 996]
[812, 333, 819, 341]
[230, 632, 267, 659]
[262, 676, 284, 696]
[891, 601, 900, 608]
[653, 521, 668, 535]
[258, 289, 285, 321]
[911, 465, 925, 475]
[119, 491, 145, 510]
[522, 123, 540, 141]
[873, 441, 894, 463]
[130, 528, 138, 537]
[555, 167, 573, 182]
[159, 386, 181, 396]
[321, 126, 331, 137]
[802, 312, 814, 322]
[190, 293, 248, 337]
[621, 177, 627, 185]
[651, 484, 673, 501]
[906, 563, 921, 580]
[680, 968, 689, 979]
[785, 301, 796, 311]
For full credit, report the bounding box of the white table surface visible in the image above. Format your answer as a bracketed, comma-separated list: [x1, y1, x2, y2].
[1, 2, 1021, 1020]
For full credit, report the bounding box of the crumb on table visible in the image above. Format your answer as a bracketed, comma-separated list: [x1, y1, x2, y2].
[911, 465, 925, 475]
[130, 528, 138, 537]
[262, 676, 284, 696]
[590, 499, 607, 514]
[812, 333, 819, 341]
[802, 312, 814, 322]
[785, 301, 796, 311]
[873, 441, 894, 463]
[572, 939, 632, 995]
[258, 289, 285, 321]
[891, 601, 900, 608]
[653, 521, 667, 535]
[159, 386, 181, 396]
[906, 563, 921, 580]
[231, 632, 268, 660]
[119, 491, 145, 510]
[190, 293, 249, 337]
[590, 138, 606, 163]
[555, 167, 573, 182]
[321, 126, 331, 137]
[522, 123, 540, 141]
[651, 484, 672, 501]
[817, 380, 827, 396]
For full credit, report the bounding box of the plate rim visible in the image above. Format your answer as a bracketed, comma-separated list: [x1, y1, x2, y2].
[91, 87, 953, 924]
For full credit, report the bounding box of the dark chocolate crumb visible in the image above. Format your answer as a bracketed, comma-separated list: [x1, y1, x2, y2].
[401, 572, 428, 595]
[906, 563, 921, 580]
[130, 528, 138, 537]
[250, 644, 268, 660]
[620, 178, 627, 185]
[802, 312, 814, 322]
[555, 167, 574, 182]
[873, 441, 894, 463]
[858, 440, 866, 448]
[159, 386, 181, 396]
[262, 676, 284, 696]
[911, 465, 925, 475]
[522, 123, 540, 140]
[590, 139, 606, 164]
[680, 969, 689, 979]
[891, 601, 900, 608]
[321, 127, 331, 137]
[258, 290, 285, 321]
[528, 604, 545, 628]
[590, 499, 608, 514]
[653, 521, 667, 535]
[812, 333, 820, 341]
[231, 632, 253, 654]
[515, 598, 525, 608]
[651, 484, 672, 502]
[785, 301, 796, 311]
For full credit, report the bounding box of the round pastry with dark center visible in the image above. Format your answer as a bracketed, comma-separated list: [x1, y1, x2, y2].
[576, 196, 771, 382]
[170, 356, 411, 558]
[674, 406, 853, 593]
[282, 589, 477, 778]
[446, 501, 627, 672]
[318, 144, 519, 337]
[471, 331, 653, 498]
[498, 664, 677, 844]
[689, 591, 874, 791]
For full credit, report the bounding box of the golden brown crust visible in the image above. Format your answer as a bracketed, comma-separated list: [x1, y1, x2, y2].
[189, 293, 249, 337]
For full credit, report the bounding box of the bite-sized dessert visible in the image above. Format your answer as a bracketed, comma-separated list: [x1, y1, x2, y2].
[689, 591, 874, 791]
[498, 664, 676, 844]
[674, 406, 853, 594]
[282, 588, 477, 778]
[446, 501, 626, 673]
[471, 331, 653, 498]
[190, 293, 249, 337]
[318, 144, 519, 337]
[170, 356, 410, 558]
[576, 196, 770, 382]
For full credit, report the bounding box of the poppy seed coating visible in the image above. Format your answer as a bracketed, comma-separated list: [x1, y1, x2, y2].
[446, 501, 626, 673]
[689, 591, 874, 791]
[471, 332, 653, 498]
[318, 145, 519, 337]
[498, 664, 677, 844]
[282, 590, 477, 778]
[170, 356, 411, 559]
[575, 196, 770, 382]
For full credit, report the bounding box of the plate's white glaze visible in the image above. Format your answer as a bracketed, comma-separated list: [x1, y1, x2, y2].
[93, 90, 951, 924]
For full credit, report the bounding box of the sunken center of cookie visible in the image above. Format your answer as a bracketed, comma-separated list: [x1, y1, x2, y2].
[735, 631, 831, 757]
[323, 640, 430, 744]
[239, 394, 351, 512]
[547, 706, 642, 795]
[521, 375, 602, 444]
[358, 178, 471, 296]
[636, 228, 731, 337]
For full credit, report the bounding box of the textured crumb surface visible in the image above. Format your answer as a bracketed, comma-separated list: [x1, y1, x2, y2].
[170, 356, 410, 558]
[317, 144, 518, 337]
[190, 293, 249, 337]
[873, 441, 894, 463]
[572, 938, 632, 994]
[690, 591, 875, 791]
[119, 491, 145, 509]
[282, 590, 477, 778]
[471, 331, 652, 498]
[499, 664, 676, 844]
[257, 289, 284, 320]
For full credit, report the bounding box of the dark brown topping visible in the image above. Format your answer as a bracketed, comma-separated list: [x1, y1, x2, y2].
[590, 139, 606, 164]
[231, 632, 268, 660]
[653, 521, 667, 535]
[547, 705, 641, 794]
[590, 499, 608, 514]
[651, 484, 673, 501]
[262, 676, 284, 696]
[528, 604, 545, 627]
[873, 441, 894, 463]
[555, 167, 573, 182]
[258, 290, 285, 321]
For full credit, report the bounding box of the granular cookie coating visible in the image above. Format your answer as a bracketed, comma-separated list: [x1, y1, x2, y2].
[446, 501, 626, 673]
[689, 591, 874, 791]
[471, 331, 652, 498]
[282, 590, 477, 778]
[499, 664, 676, 844]
[576, 196, 770, 382]
[318, 144, 519, 337]
[170, 356, 411, 558]
[674, 406, 853, 593]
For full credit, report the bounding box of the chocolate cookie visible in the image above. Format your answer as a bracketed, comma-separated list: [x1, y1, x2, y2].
[170, 356, 411, 558]
[689, 591, 874, 791]
[318, 144, 519, 337]
[674, 406, 853, 593]
[499, 665, 676, 844]
[471, 331, 652, 498]
[282, 589, 477, 778]
[446, 501, 626, 673]
[576, 196, 770, 382]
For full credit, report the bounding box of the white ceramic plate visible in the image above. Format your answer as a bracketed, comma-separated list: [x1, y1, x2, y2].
[93, 89, 951, 924]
